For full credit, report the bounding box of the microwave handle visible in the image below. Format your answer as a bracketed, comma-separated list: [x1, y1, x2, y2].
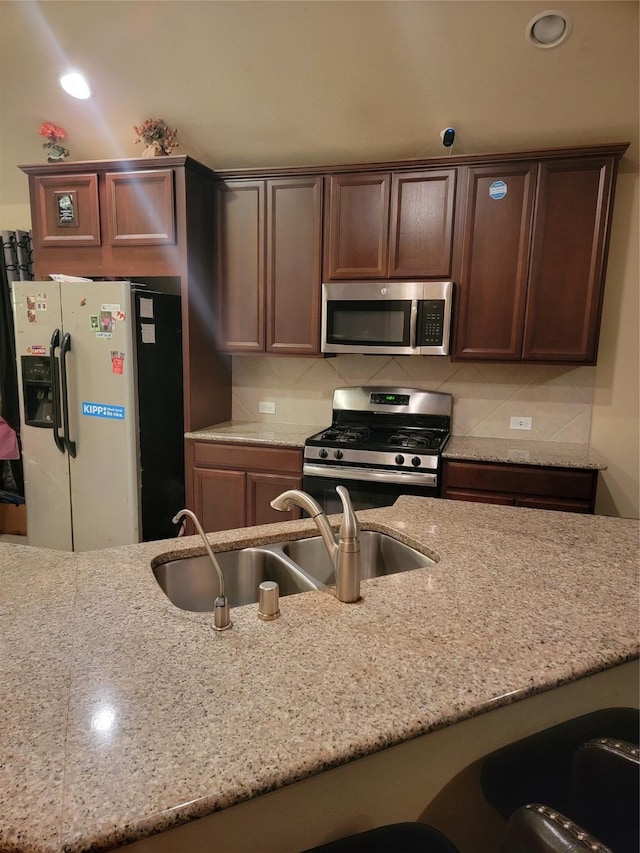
[410, 300, 418, 349]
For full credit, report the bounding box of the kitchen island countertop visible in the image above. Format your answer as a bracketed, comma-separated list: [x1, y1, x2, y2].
[1, 497, 637, 852]
[186, 421, 607, 470]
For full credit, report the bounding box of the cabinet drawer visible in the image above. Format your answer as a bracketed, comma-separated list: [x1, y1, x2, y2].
[192, 441, 302, 475]
[443, 460, 597, 500]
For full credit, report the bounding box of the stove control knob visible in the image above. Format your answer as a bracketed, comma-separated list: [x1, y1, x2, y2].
[334, 450, 343, 460]
[411, 456, 422, 467]
[395, 454, 405, 466]
[319, 448, 328, 459]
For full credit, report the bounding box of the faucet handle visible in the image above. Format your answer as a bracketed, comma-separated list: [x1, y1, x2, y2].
[336, 486, 359, 540]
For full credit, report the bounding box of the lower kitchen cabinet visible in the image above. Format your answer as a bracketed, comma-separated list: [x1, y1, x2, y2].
[441, 459, 598, 514]
[187, 440, 303, 532]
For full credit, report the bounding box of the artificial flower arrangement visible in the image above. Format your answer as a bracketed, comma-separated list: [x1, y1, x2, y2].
[133, 118, 178, 155]
[39, 122, 70, 162]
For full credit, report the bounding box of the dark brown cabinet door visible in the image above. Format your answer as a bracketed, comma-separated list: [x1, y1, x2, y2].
[454, 162, 537, 360]
[188, 441, 304, 531]
[523, 157, 616, 363]
[216, 180, 265, 352]
[32, 173, 101, 248]
[324, 173, 391, 279]
[247, 473, 303, 525]
[441, 459, 597, 513]
[216, 177, 322, 355]
[266, 177, 322, 354]
[105, 169, 175, 246]
[389, 169, 456, 278]
[193, 467, 246, 532]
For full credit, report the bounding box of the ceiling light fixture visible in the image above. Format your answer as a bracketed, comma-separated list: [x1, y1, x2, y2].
[59, 72, 91, 99]
[526, 11, 572, 49]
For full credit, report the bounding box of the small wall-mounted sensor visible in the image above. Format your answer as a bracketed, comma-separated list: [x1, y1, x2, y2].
[440, 128, 456, 148]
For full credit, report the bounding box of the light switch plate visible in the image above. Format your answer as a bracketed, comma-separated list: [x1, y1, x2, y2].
[259, 401, 276, 415]
[510, 416, 532, 430]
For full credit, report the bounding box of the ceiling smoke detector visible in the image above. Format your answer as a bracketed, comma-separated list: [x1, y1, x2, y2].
[526, 11, 572, 49]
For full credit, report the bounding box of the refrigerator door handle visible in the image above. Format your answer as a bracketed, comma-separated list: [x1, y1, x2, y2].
[60, 332, 77, 458]
[49, 329, 66, 454]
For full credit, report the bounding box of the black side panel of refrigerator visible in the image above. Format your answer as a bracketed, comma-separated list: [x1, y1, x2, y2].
[134, 291, 184, 541]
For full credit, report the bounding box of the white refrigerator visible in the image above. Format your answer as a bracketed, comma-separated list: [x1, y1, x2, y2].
[12, 280, 184, 552]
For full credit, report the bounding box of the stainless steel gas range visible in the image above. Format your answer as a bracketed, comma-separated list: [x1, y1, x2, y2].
[303, 386, 453, 514]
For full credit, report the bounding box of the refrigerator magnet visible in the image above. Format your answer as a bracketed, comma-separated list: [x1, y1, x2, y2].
[90, 315, 99, 331]
[99, 311, 114, 333]
[111, 351, 125, 375]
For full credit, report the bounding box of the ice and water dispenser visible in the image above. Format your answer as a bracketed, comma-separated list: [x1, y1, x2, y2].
[21, 356, 55, 428]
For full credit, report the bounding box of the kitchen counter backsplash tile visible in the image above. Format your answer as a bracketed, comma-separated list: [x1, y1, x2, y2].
[231, 354, 595, 444]
[1, 497, 638, 853]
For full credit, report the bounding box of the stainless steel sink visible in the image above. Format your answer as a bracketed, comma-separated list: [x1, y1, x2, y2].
[153, 531, 433, 612]
[152, 547, 321, 611]
[282, 531, 434, 584]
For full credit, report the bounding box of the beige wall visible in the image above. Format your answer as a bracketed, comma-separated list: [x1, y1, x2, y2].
[0, 206, 31, 232]
[591, 171, 639, 518]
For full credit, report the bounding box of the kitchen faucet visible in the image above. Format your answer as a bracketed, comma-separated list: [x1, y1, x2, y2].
[172, 509, 232, 631]
[270, 486, 361, 603]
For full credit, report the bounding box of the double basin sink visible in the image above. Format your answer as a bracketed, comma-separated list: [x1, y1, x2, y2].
[152, 531, 435, 612]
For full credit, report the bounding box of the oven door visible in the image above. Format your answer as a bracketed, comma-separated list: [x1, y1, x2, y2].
[303, 465, 439, 514]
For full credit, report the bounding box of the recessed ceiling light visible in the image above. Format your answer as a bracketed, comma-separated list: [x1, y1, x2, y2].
[60, 72, 91, 99]
[526, 11, 572, 49]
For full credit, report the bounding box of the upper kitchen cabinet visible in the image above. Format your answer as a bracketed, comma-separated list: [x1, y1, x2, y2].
[21, 156, 232, 432]
[453, 146, 627, 364]
[21, 157, 200, 278]
[323, 169, 456, 280]
[216, 175, 323, 354]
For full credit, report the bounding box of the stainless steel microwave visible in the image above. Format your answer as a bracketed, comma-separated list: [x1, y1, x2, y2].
[321, 281, 453, 356]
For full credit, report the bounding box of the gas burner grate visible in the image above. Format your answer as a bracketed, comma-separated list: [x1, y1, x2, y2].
[321, 426, 371, 444]
[388, 429, 436, 449]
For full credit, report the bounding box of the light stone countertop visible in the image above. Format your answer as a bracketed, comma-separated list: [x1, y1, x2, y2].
[185, 420, 322, 448]
[185, 422, 607, 470]
[1, 497, 638, 852]
[442, 436, 608, 470]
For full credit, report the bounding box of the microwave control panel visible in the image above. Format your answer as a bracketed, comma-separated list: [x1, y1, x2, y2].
[418, 300, 446, 346]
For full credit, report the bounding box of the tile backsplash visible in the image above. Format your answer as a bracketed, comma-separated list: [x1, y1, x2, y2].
[231, 355, 595, 443]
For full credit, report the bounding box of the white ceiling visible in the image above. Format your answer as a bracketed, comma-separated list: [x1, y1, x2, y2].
[0, 1, 638, 211]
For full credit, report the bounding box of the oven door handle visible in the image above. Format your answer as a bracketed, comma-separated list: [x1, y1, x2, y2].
[303, 463, 438, 487]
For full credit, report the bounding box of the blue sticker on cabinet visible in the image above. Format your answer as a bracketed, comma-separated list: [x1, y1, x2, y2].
[489, 180, 508, 200]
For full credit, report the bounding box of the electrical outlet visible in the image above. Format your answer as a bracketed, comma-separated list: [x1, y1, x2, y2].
[510, 416, 532, 431]
[258, 401, 276, 415]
